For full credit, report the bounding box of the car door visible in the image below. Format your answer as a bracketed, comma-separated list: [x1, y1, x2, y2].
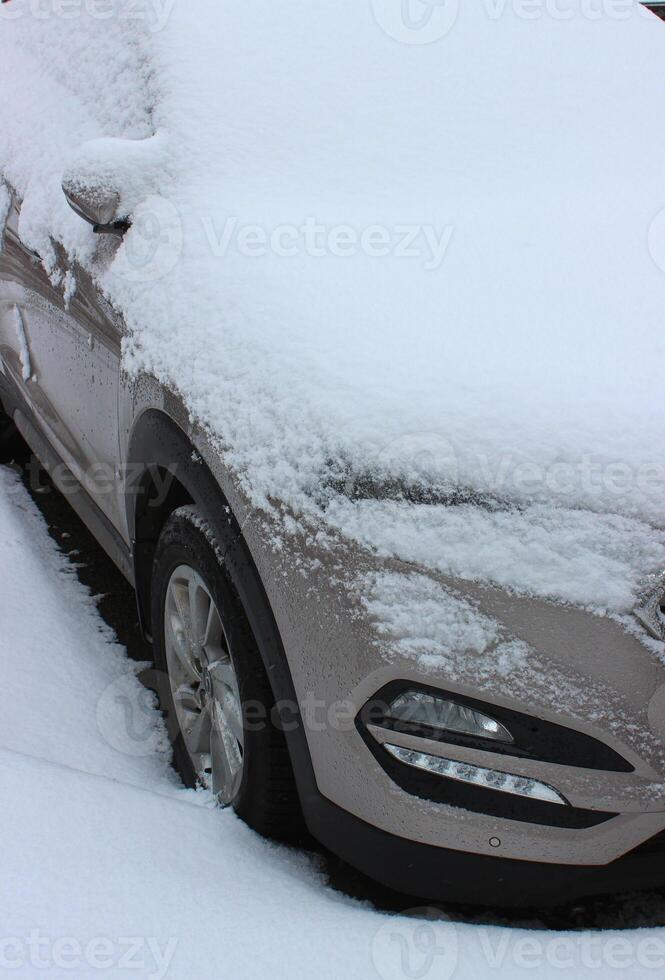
[0, 186, 124, 530]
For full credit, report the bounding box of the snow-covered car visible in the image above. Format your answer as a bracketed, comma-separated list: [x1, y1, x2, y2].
[1, 3, 665, 908]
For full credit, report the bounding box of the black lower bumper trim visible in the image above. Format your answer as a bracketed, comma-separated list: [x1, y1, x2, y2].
[302, 791, 665, 908]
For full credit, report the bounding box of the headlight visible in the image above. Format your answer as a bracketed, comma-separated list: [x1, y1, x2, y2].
[384, 744, 568, 806]
[387, 690, 513, 743]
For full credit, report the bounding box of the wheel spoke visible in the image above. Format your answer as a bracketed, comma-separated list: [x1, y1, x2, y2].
[170, 580, 192, 634]
[210, 710, 242, 805]
[172, 682, 202, 714]
[202, 600, 223, 649]
[208, 660, 244, 745]
[208, 659, 237, 691]
[187, 703, 212, 754]
[165, 609, 200, 683]
[164, 563, 244, 807]
[219, 693, 244, 745]
[189, 578, 210, 649]
[210, 725, 231, 800]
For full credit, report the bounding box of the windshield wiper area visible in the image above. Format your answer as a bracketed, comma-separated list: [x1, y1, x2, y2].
[319, 467, 511, 512]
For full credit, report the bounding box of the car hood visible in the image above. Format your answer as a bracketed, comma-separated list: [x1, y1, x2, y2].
[1, 1, 665, 629]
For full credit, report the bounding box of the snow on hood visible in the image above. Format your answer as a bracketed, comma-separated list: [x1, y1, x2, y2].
[1, 1, 665, 621]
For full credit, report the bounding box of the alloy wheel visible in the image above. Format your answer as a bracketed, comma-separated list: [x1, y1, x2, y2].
[163, 564, 244, 805]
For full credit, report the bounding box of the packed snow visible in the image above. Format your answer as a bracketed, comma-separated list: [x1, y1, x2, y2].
[1, 5, 665, 625]
[3, 465, 665, 978]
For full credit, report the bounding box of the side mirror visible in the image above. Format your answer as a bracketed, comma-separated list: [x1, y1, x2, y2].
[62, 180, 130, 237]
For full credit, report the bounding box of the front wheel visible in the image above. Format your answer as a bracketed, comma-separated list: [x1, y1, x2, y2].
[150, 505, 300, 838]
[0, 408, 25, 463]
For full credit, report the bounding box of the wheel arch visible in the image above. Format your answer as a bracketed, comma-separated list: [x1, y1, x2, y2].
[126, 409, 243, 635]
[125, 408, 324, 830]
[125, 410, 306, 731]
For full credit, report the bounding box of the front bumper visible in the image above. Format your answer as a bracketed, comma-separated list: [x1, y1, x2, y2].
[306, 788, 665, 909]
[238, 503, 665, 891]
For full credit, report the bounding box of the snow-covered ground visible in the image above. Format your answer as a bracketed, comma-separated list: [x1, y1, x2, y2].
[1, 462, 665, 979]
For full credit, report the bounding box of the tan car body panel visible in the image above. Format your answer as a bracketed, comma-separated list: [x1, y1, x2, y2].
[2, 187, 665, 873]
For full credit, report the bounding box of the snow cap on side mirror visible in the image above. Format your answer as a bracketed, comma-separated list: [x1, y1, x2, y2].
[61, 176, 121, 229]
[61, 134, 168, 235]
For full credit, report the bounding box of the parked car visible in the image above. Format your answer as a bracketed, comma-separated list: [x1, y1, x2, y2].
[2, 5, 665, 909]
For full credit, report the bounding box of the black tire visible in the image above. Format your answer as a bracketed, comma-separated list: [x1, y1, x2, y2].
[0, 409, 25, 463]
[150, 504, 300, 840]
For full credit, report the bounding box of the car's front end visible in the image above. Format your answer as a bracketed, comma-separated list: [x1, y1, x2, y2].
[233, 490, 665, 907]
